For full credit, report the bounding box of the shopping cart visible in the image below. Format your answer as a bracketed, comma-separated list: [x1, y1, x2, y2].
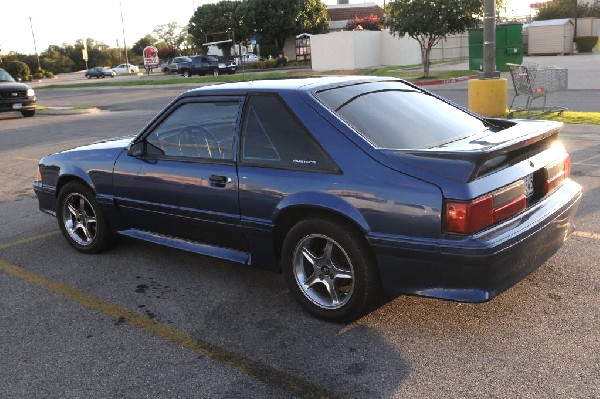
[506, 63, 568, 119]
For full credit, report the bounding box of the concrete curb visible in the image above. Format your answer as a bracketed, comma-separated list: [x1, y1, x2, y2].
[37, 107, 101, 115]
[561, 124, 600, 135]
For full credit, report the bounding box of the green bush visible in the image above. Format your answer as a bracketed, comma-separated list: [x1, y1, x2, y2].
[5, 61, 31, 81]
[33, 69, 45, 80]
[253, 59, 279, 69]
[44, 71, 54, 78]
[574, 36, 598, 53]
[254, 60, 268, 69]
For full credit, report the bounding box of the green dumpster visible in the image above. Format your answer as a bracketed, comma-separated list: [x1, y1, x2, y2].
[469, 23, 523, 72]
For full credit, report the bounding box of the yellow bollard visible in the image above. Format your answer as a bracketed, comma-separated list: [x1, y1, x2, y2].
[467, 78, 508, 118]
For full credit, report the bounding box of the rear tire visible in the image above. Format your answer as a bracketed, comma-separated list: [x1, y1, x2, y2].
[282, 218, 381, 322]
[182, 70, 190, 78]
[56, 182, 114, 254]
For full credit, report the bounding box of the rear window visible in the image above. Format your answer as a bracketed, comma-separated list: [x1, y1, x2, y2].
[314, 81, 489, 149]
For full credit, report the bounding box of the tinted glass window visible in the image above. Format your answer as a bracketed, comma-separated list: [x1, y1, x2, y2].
[315, 81, 489, 149]
[146, 101, 239, 160]
[241, 95, 337, 172]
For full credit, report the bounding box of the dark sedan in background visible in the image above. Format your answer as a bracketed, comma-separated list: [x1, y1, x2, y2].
[84, 67, 116, 79]
[33, 77, 581, 322]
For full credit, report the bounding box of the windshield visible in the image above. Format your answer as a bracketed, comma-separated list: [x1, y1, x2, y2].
[314, 81, 490, 150]
[0, 69, 16, 82]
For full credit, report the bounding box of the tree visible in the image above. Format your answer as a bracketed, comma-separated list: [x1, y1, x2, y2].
[132, 35, 157, 56]
[296, 0, 330, 35]
[535, 0, 600, 20]
[385, 0, 482, 77]
[153, 22, 189, 54]
[40, 48, 75, 73]
[247, 0, 304, 54]
[188, 1, 250, 56]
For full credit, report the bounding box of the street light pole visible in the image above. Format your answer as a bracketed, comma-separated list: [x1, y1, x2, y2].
[28, 16, 41, 72]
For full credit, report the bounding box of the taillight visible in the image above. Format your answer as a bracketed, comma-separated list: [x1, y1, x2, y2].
[35, 166, 42, 183]
[445, 181, 526, 235]
[445, 196, 493, 235]
[543, 154, 570, 195]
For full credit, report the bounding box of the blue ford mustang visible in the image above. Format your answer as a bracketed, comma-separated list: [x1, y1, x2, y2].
[34, 77, 582, 322]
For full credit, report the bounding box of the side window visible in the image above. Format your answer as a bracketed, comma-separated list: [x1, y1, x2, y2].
[146, 101, 239, 161]
[241, 95, 337, 173]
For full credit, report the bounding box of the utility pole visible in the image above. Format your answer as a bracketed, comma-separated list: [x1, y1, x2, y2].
[117, 39, 122, 64]
[120, 0, 130, 70]
[482, 0, 500, 79]
[573, 0, 578, 39]
[28, 17, 41, 72]
[467, 0, 507, 117]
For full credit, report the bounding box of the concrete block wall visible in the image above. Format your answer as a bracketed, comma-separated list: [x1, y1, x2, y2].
[310, 30, 466, 71]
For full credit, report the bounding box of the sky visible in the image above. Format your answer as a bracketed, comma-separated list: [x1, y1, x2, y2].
[2, 0, 534, 56]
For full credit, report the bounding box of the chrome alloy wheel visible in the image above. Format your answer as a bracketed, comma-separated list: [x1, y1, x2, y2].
[61, 192, 98, 246]
[292, 234, 355, 309]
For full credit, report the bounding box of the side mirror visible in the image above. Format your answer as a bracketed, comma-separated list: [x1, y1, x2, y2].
[128, 140, 145, 157]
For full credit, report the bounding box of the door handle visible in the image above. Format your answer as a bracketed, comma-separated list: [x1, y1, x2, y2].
[209, 174, 231, 187]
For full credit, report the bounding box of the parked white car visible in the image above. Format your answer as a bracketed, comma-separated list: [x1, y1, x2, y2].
[111, 63, 139, 74]
[236, 54, 263, 64]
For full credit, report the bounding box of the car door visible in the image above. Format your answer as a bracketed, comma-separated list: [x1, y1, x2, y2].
[236, 94, 341, 266]
[112, 97, 246, 251]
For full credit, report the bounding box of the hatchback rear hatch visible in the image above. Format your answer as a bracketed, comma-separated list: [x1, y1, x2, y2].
[313, 79, 573, 235]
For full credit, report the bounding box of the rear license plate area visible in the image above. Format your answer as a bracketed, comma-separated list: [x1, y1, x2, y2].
[524, 174, 534, 198]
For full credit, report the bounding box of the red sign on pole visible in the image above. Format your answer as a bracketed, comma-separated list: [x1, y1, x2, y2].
[143, 46, 159, 69]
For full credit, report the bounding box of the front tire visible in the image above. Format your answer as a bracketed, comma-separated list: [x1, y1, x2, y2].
[212, 68, 220, 77]
[56, 182, 114, 254]
[182, 70, 190, 78]
[282, 218, 381, 322]
[21, 109, 35, 117]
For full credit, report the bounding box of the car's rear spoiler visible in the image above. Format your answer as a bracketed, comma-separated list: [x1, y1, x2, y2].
[382, 120, 563, 183]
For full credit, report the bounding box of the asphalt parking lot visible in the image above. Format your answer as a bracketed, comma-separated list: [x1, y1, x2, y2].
[0, 85, 599, 398]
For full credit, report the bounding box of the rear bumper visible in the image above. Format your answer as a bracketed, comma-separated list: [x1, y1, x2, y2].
[371, 179, 582, 302]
